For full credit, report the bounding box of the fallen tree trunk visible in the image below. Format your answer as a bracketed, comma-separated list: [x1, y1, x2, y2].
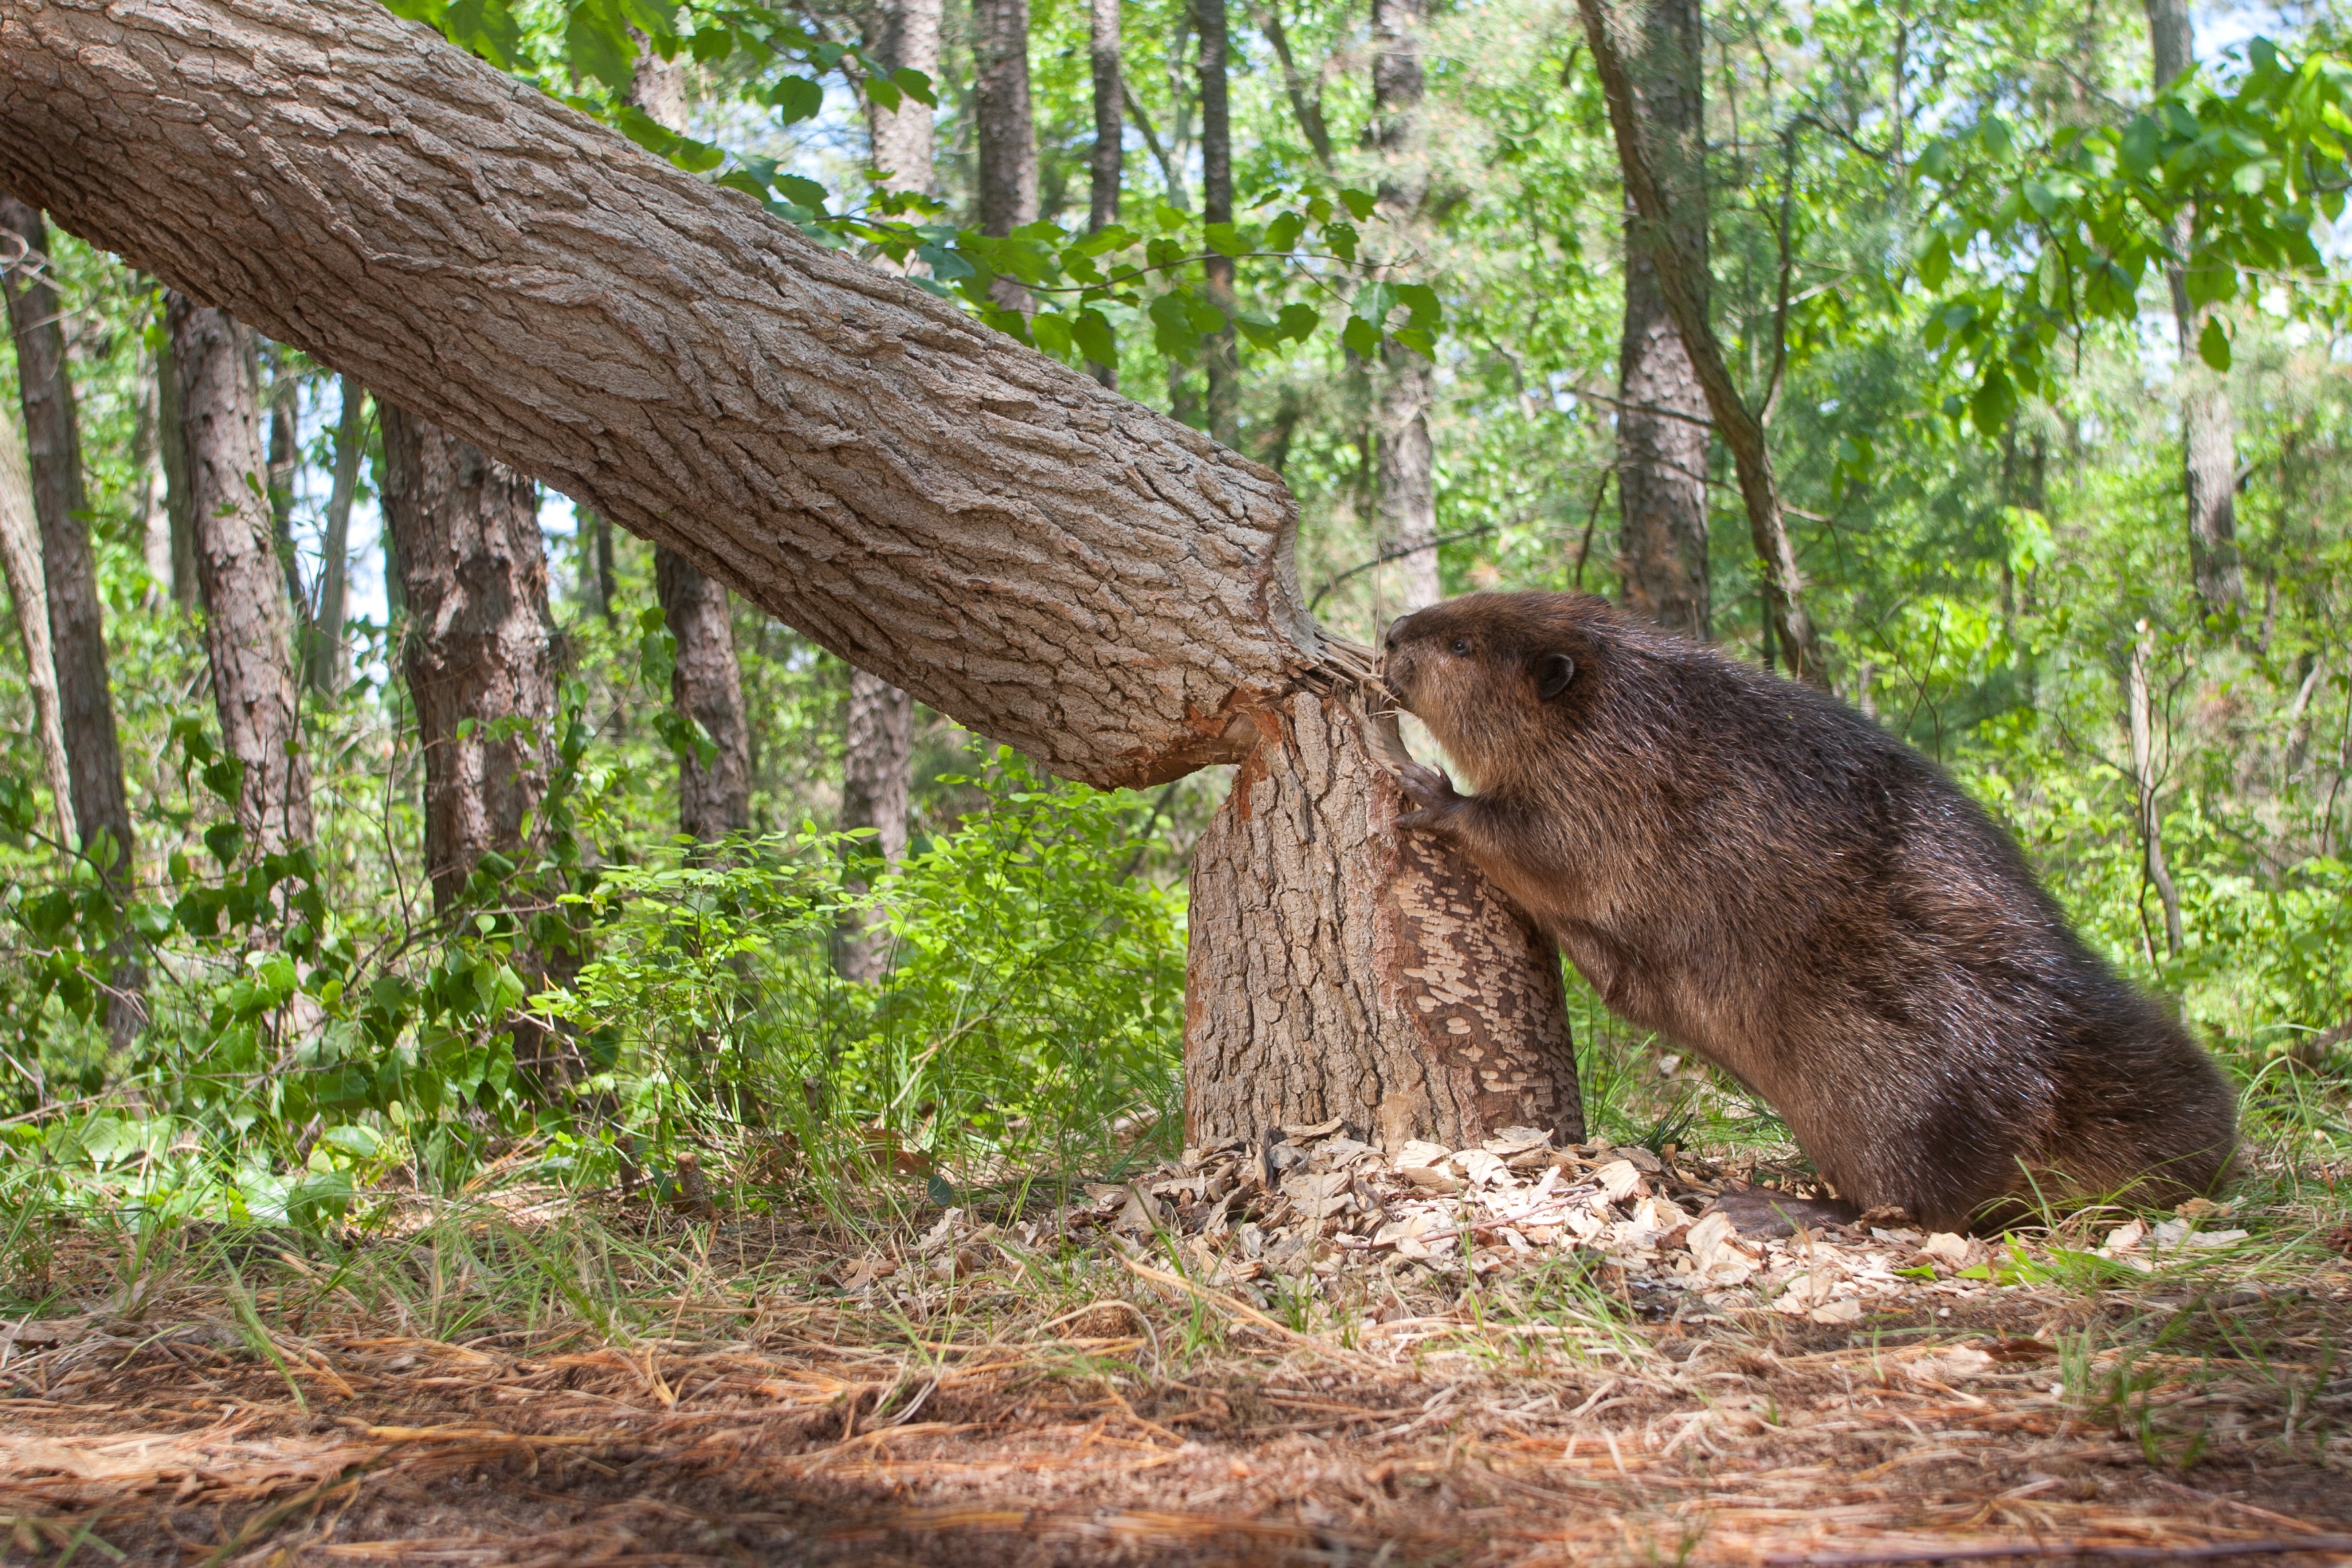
[0, 0, 1580, 1150]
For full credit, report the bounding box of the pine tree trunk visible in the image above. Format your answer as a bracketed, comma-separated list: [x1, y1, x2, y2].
[869, 0, 941, 195]
[379, 405, 555, 910]
[0, 197, 136, 885]
[1576, 0, 1823, 683]
[2147, 0, 2245, 623]
[0, 401, 75, 845]
[1195, 0, 1239, 448]
[1187, 691, 1581, 1150]
[973, 0, 1039, 313]
[307, 376, 364, 695]
[1087, 0, 1123, 388]
[1367, 0, 1440, 614]
[167, 293, 313, 854]
[631, 45, 752, 842]
[1613, 0, 1711, 643]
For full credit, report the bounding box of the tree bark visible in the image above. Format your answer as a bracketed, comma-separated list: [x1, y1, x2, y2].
[1367, 0, 1440, 614]
[264, 350, 307, 618]
[1575, 0, 1824, 684]
[379, 405, 555, 910]
[307, 375, 364, 694]
[1195, 0, 1239, 448]
[1087, 0, 1122, 388]
[1612, 0, 1710, 643]
[167, 292, 313, 854]
[0, 196, 135, 881]
[1187, 691, 1582, 1151]
[132, 348, 173, 595]
[973, 0, 1039, 313]
[836, 665, 914, 982]
[869, 0, 940, 196]
[632, 45, 752, 842]
[2143, 0, 2245, 624]
[0, 399, 74, 845]
[157, 332, 197, 605]
[1, 0, 1591, 1148]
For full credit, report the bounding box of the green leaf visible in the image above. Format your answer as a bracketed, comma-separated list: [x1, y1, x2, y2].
[1149, 290, 1203, 358]
[892, 67, 939, 109]
[564, 2, 634, 93]
[1204, 222, 1248, 258]
[1276, 302, 1321, 341]
[1341, 315, 1380, 358]
[2232, 159, 2269, 195]
[771, 75, 824, 125]
[1395, 283, 1441, 331]
[1969, 365, 2016, 436]
[2198, 315, 2233, 370]
[775, 174, 830, 211]
[2120, 115, 2163, 178]
[1264, 211, 1305, 252]
[1978, 113, 2014, 160]
[1072, 307, 1118, 367]
[1031, 311, 1075, 358]
[1337, 187, 1378, 220]
[205, 821, 246, 869]
[1916, 231, 1951, 290]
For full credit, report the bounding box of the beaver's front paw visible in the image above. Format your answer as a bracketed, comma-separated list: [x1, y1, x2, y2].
[1393, 762, 1463, 834]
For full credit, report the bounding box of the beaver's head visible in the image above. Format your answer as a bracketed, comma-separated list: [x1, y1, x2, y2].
[1380, 591, 1613, 791]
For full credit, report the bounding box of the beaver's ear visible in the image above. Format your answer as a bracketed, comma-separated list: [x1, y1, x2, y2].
[1535, 652, 1577, 701]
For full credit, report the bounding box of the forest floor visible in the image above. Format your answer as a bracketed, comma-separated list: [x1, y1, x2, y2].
[7, 1125, 2352, 1568]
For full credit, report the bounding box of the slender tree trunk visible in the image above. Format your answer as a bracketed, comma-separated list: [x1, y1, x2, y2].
[3, 0, 1590, 1153]
[2143, 0, 2245, 623]
[1195, 0, 1240, 448]
[1367, 0, 1440, 614]
[2127, 622, 2183, 959]
[1187, 692, 1582, 1150]
[167, 293, 313, 853]
[973, 0, 1039, 314]
[1255, 3, 1334, 168]
[0, 197, 136, 884]
[1612, 0, 1710, 642]
[1575, 0, 1824, 684]
[836, 667, 914, 982]
[1087, 0, 1123, 389]
[307, 375, 364, 695]
[633, 45, 752, 842]
[132, 348, 173, 596]
[0, 403, 74, 844]
[264, 352, 307, 618]
[869, 0, 941, 195]
[157, 334, 197, 605]
[379, 405, 555, 910]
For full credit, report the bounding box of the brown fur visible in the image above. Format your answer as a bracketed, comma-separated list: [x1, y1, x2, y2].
[1382, 591, 2237, 1231]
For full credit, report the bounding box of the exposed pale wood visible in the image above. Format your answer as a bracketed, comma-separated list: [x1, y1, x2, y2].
[1185, 691, 1582, 1152]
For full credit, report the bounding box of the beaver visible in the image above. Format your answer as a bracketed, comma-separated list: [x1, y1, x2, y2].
[1380, 590, 2237, 1231]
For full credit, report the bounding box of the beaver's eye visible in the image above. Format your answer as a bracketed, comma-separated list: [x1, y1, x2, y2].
[1449, 638, 1471, 656]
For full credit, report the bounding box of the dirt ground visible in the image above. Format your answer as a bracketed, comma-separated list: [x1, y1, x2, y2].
[7, 1138, 2352, 1566]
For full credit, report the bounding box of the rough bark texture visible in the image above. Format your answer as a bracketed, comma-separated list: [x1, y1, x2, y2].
[168, 293, 313, 853]
[1187, 693, 1582, 1152]
[307, 375, 364, 693]
[868, 0, 940, 195]
[2143, 0, 2246, 622]
[1613, 0, 1711, 643]
[656, 546, 752, 838]
[380, 405, 555, 910]
[837, 664, 915, 983]
[1195, 0, 1239, 448]
[0, 195, 134, 878]
[0, 399, 74, 844]
[1367, 0, 1439, 615]
[974, 0, 1038, 315]
[0, 0, 1310, 791]
[632, 45, 752, 842]
[1576, 0, 1824, 684]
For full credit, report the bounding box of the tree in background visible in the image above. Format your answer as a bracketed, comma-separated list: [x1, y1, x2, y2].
[630, 44, 753, 844]
[0, 400, 72, 846]
[1610, 0, 1711, 642]
[973, 0, 1038, 312]
[305, 377, 367, 695]
[1195, 0, 1239, 446]
[1086, 0, 1123, 388]
[166, 294, 313, 854]
[1366, 0, 1440, 615]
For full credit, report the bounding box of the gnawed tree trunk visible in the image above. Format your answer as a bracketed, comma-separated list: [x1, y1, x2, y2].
[631, 46, 752, 842]
[1, 0, 1586, 1149]
[380, 405, 555, 909]
[1367, 0, 1440, 614]
[0, 197, 136, 888]
[167, 293, 313, 853]
[1577, 0, 1824, 683]
[1613, 0, 1711, 642]
[0, 399, 74, 844]
[2143, 0, 2246, 624]
[1188, 692, 1582, 1151]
